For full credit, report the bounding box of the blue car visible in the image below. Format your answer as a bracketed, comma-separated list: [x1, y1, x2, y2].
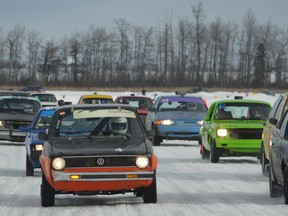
[22, 107, 56, 176]
[145, 94, 208, 146]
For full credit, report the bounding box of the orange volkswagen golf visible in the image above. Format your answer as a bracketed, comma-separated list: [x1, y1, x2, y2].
[39, 104, 158, 207]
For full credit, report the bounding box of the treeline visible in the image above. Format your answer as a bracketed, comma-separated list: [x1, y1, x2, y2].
[0, 3, 287, 89]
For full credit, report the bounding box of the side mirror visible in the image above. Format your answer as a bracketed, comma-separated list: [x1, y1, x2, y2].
[269, 118, 278, 126]
[38, 131, 48, 141]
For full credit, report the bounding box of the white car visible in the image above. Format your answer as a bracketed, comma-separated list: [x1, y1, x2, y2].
[31, 93, 58, 107]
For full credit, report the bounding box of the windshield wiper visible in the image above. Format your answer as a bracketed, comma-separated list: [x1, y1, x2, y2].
[60, 131, 93, 140]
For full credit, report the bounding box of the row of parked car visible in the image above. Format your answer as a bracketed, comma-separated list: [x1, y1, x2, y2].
[2, 88, 288, 206]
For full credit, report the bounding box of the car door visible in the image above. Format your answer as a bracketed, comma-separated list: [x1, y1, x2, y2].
[145, 97, 160, 131]
[272, 110, 288, 184]
[201, 103, 217, 151]
[263, 95, 288, 159]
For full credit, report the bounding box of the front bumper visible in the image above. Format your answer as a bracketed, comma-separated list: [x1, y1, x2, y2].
[156, 125, 200, 140]
[215, 138, 261, 153]
[50, 169, 155, 192]
[0, 129, 26, 141]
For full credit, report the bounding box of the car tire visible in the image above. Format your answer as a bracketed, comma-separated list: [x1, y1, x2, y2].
[41, 171, 55, 207]
[201, 144, 210, 160]
[153, 136, 161, 146]
[268, 164, 282, 198]
[284, 166, 288, 204]
[142, 173, 157, 203]
[26, 154, 34, 176]
[261, 144, 269, 177]
[210, 140, 219, 163]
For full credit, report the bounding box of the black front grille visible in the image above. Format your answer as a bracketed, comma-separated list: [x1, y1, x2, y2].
[64, 156, 137, 168]
[229, 129, 262, 139]
[4, 121, 30, 129]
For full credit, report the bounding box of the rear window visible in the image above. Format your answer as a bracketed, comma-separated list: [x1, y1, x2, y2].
[157, 97, 207, 112]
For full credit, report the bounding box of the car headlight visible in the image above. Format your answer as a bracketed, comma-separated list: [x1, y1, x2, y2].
[0, 121, 3, 128]
[135, 155, 149, 169]
[197, 120, 204, 126]
[33, 144, 43, 151]
[217, 129, 228, 137]
[155, 119, 174, 125]
[52, 157, 66, 171]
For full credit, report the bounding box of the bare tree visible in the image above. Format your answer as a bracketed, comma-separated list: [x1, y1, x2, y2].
[191, 2, 206, 85]
[114, 18, 131, 85]
[40, 39, 58, 84]
[26, 30, 42, 84]
[6, 24, 25, 83]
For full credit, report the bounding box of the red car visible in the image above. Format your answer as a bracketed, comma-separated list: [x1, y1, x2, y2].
[114, 95, 154, 123]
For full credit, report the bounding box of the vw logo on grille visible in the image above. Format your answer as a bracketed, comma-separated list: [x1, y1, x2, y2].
[96, 158, 105, 166]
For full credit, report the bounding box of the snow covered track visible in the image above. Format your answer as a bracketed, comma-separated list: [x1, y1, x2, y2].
[0, 140, 287, 216]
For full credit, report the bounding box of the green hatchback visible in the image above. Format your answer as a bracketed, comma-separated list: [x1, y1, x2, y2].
[199, 97, 271, 163]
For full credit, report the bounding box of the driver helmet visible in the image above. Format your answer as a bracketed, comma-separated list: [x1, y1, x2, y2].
[110, 117, 128, 134]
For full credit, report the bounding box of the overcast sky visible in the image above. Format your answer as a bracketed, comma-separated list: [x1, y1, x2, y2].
[1, 0, 287, 40]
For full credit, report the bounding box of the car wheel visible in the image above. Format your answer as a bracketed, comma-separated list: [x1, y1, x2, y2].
[26, 154, 34, 176]
[142, 173, 157, 203]
[284, 166, 288, 204]
[153, 136, 161, 146]
[41, 171, 55, 207]
[201, 144, 210, 160]
[261, 144, 269, 177]
[268, 164, 282, 198]
[210, 140, 219, 163]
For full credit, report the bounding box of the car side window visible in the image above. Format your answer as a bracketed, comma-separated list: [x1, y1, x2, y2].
[279, 112, 288, 139]
[269, 96, 283, 120]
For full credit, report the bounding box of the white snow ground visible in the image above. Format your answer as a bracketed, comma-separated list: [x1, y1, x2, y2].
[0, 90, 287, 216]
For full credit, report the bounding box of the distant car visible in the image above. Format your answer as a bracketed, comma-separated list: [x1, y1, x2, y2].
[21, 107, 56, 176]
[0, 96, 42, 142]
[145, 94, 208, 146]
[199, 97, 271, 163]
[77, 93, 113, 104]
[261, 93, 288, 176]
[114, 95, 153, 123]
[20, 86, 44, 93]
[31, 93, 58, 107]
[269, 108, 288, 204]
[39, 104, 158, 207]
[0, 90, 30, 97]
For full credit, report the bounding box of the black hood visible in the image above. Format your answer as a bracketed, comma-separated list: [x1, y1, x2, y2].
[49, 137, 150, 157]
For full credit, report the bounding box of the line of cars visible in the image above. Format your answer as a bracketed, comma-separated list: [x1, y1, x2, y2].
[4, 88, 288, 206]
[21, 91, 210, 206]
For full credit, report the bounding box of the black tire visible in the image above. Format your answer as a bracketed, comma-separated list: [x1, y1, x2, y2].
[153, 136, 161, 146]
[284, 166, 288, 204]
[41, 171, 55, 207]
[201, 144, 210, 160]
[261, 144, 269, 177]
[143, 174, 157, 203]
[268, 164, 282, 198]
[26, 154, 34, 176]
[210, 140, 219, 163]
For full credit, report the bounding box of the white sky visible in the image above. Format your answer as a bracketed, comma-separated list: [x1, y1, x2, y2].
[1, 0, 287, 40]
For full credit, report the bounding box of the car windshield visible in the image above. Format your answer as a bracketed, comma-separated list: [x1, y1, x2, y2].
[32, 94, 57, 102]
[33, 110, 55, 129]
[214, 102, 271, 120]
[117, 97, 153, 109]
[0, 98, 41, 114]
[157, 98, 207, 112]
[82, 98, 113, 104]
[50, 107, 145, 139]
